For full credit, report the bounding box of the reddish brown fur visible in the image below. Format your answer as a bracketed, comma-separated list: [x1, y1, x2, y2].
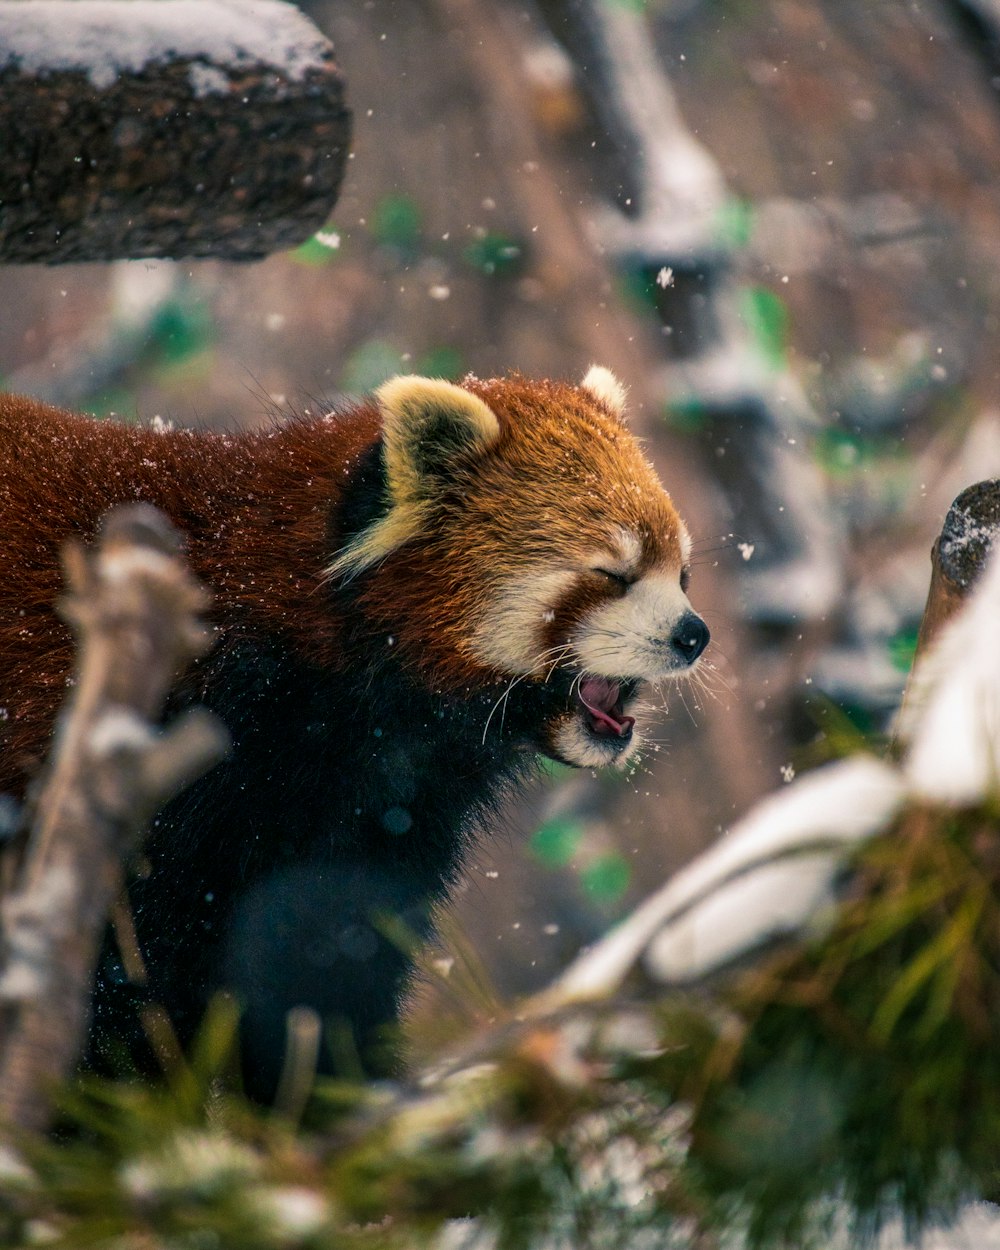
[0, 376, 692, 1096]
[355, 375, 682, 681]
[0, 393, 378, 789]
[0, 376, 679, 790]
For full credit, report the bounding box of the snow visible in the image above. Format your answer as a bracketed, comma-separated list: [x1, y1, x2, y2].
[538, 533, 1000, 999]
[88, 709, 154, 759]
[546, 756, 905, 1002]
[645, 849, 853, 983]
[100, 546, 175, 584]
[0, 864, 76, 1002]
[900, 545, 1000, 804]
[120, 1129, 260, 1198]
[249, 1186, 329, 1238]
[0, 0, 334, 93]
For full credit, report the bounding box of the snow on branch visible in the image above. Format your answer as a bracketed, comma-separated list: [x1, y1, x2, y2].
[0, 504, 228, 1135]
[0, 0, 350, 262]
[898, 479, 1000, 803]
[545, 0, 842, 626]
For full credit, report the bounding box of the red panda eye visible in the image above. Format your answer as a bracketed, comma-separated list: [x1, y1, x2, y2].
[594, 568, 631, 591]
[680, 565, 691, 593]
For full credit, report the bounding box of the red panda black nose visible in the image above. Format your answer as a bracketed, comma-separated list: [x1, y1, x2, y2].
[671, 613, 710, 664]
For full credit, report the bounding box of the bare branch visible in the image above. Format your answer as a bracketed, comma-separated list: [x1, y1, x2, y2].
[895, 478, 1000, 740]
[0, 504, 228, 1135]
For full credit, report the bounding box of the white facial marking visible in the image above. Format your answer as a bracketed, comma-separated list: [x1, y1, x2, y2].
[613, 528, 643, 571]
[471, 567, 578, 674]
[552, 713, 640, 769]
[574, 572, 694, 679]
[679, 524, 692, 565]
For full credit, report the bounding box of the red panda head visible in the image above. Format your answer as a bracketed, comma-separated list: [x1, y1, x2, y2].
[327, 366, 707, 769]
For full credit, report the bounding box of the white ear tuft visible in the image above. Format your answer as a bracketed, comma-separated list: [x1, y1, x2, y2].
[581, 365, 628, 418]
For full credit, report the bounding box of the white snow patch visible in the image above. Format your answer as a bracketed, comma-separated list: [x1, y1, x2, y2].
[120, 1130, 259, 1198]
[0, 865, 77, 1002]
[0, 1145, 33, 1186]
[645, 850, 848, 983]
[250, 1186, 329, 1238]
[0, 1, 334, 93]
[901, 545, 1000, 804]
[187, 61, 230, 98]
[88, 709, 154, 759]
[100, 546, 175, 584]
[546, 756, 905, 1002]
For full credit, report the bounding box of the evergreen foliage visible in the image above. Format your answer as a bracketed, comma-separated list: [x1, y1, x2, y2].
[3, 783, 999, 1248]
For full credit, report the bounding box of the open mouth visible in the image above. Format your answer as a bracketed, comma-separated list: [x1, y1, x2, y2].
[577, 675, 637, 743]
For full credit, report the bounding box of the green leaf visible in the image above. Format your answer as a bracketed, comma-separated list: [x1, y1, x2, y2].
[149, 298, 215, 366]
[290, 228, 343, 267]
[664, 394, 708, 432]
[580, 852, 631, 903]
[888, 627, 920, 675]
[714, 197, 754, 249]
[373, 194, 422, 250]
[462, 233, 526, 277]
[340, 340, 405, 393]
[737, 285, 788, 372]
[416, 346, 464, 380]
[530, 817, 584, 867]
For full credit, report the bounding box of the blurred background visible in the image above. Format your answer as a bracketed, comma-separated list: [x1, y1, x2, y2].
[4, 0, 1000, 1046]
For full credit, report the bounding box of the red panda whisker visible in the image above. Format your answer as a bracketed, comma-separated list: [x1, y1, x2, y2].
[539, 646, 576, 683]
[484, 644, 580, 744]
[482, 671, 531, 744]
[693, 664, 730, 701]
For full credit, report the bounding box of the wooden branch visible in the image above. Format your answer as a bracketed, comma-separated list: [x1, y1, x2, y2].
[0, 504, 228, 1135]
[0, 0, 350, 262]
[911, 479, 1000, 661]
[894, 478, 1000, 743]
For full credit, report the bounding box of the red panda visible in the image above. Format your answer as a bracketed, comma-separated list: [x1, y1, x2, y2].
[0, 367, 707, 1098]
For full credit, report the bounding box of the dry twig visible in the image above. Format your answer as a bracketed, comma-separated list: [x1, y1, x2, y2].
[0, 504, 228, 1135]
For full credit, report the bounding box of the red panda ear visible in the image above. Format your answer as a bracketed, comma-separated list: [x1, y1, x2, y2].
[377, 375, 501, 502]
[326, 376, 501, 581]
[581, 365, 629, 421]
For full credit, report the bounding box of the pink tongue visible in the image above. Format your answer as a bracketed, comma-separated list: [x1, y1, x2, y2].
[579, 677, 635, 737]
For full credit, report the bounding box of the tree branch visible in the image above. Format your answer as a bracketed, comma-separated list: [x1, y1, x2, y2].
[0, 504, 228, 1135]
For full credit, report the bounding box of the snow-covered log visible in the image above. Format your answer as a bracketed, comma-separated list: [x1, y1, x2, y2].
[0, 0, 350, 262]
